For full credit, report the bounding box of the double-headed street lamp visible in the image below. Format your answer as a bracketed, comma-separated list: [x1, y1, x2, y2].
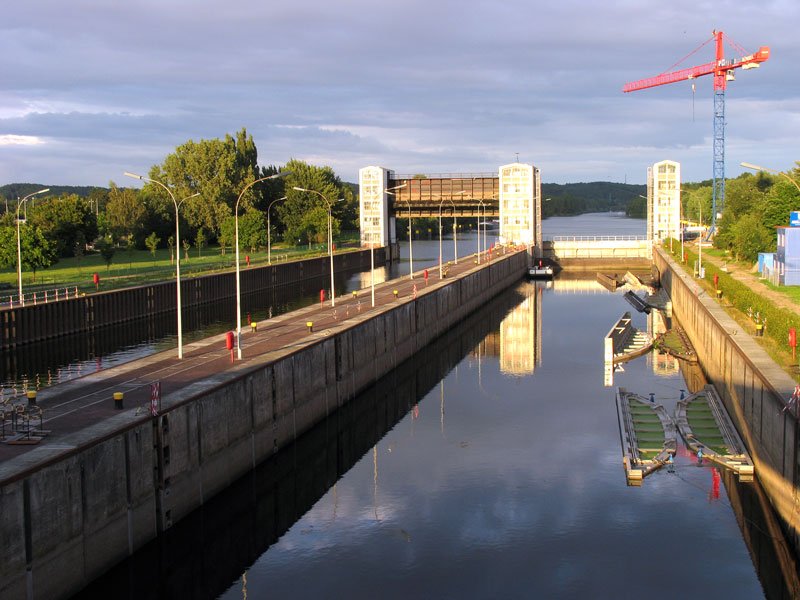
[741, 162, 800, 193]
[16, 188, 50, 305]
[234, 173, 290, 360]
[125, 172, 199, 359]
[267, 196, 287, 266]
[292, 187, 342, 307]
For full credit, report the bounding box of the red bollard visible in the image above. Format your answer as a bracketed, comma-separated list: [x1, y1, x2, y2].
[320, 289, 325, 304]
[226, 331, 235, 362]
[423, 269, 429, 285]
[246, 254, 250, 267]
[247, 312, 251, 325]
[790, 327, 797, 361]
[713, 273, 719, 289]
[93, 272, 100, 290]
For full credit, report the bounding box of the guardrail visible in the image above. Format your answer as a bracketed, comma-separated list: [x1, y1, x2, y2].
[1, 287, 80, 308]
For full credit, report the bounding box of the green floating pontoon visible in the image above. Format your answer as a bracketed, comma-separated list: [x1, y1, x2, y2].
[675, 384, 754, 482]
[615, 387, 677, 485]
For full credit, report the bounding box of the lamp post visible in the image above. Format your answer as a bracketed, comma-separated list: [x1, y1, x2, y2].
[477, 199, 486, 264]
[453, 191, 466, 265]
[125, 172, 198, 359]
[235, 173, 290, 360]
[741, 162, 800, 193]
[438, 198, 456, 279]
[16, 188, 50, 305]
[293, 187, 341, 307]
[267, 196, 287, 266]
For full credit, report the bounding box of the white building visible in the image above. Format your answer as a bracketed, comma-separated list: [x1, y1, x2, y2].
[358, 166, 394, 247]
[498, 162, 541, 250]
[647, 160, 681, 243]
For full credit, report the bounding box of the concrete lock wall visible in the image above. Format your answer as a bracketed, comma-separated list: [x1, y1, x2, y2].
[1, 247, 387, 350]
[654, 247, 800, 548]
[0, 251, 526, 600]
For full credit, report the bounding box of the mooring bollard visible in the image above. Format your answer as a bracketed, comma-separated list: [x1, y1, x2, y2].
[307, 321, 313, 333]
[26, 390, 37, 407]
[716, 289, 722, 300]
[251, 321, 258, 333]
[113, 392, 124, 410]
[393, 290, 399, 300]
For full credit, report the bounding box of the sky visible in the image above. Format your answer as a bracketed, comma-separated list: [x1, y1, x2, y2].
[1, 0, 798, 188]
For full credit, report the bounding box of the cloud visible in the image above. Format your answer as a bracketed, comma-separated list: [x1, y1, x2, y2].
[1, 0, 797, 186]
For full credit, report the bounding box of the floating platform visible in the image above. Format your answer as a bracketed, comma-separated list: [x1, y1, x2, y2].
[604, 312, 653, 365]
[654, 326, 697, 363]
[615, 387, 677, 485]
[675, 385, 754, 482]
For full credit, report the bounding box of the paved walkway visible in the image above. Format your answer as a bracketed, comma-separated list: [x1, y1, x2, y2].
[694, 247, 800, 315]
[0, 249, 521, 468]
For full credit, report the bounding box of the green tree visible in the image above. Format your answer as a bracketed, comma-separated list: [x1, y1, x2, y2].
[147, 127, 259, 240]
[0, 223, 58, 280]
[28, 193, 97, 258]
[145, 232, 161, 264]
[95, 236, 116, 271]
[237, 209, 267, 253]
[279, 159, 346, 246]
[729, 212, 773, 262]
[105, 185, 146, 248]
[196, 228, 206, 258]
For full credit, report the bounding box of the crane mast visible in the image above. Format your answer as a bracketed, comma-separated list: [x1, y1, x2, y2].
[623, 31, 770, 230]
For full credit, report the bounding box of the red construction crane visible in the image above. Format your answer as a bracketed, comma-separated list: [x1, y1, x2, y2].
[623, 30, 770, 229]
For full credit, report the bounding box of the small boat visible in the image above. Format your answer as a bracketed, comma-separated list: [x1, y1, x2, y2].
[527, 263, 554, 279]
[675, 385, 754, 482]
[615, 388, 677, 485]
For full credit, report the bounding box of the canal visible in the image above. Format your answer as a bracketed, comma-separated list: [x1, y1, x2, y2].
[72, 214, 798, 599]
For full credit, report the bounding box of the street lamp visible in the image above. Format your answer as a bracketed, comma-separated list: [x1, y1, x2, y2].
[452, 190, 466, 265]
[292, 187, 341, 307]
[267, 196, 287, 266]
[235, 172, 290, 360]
[16, 188, 49, 305]
[125, 172, 199, 359]
[438, 197, 456, 279]
[477, 199, 486, 264]
[741, 162, 800, 193]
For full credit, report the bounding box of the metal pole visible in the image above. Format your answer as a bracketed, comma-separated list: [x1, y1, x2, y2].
[453, 215, 457, 265]
[15, 189, 49, 306]
[371, 241, 375, 307]
[408, 203, 413, 279]
[438, 202, 444, 279]
[328, 205, 335, 307]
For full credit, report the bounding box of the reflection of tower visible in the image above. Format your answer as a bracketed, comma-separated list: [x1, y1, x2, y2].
[499, 282, 543, 375]
[647, 309, 679, 376]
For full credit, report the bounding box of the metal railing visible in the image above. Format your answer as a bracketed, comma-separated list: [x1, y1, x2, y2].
[544, 235, 648, 242]
[1, 287, 81, 309]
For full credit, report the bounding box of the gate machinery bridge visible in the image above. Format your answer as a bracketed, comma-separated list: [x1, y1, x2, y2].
[359, 163, 543, 257]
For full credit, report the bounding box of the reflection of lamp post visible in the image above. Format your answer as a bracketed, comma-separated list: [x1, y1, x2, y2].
[293, 187, 341, 307]
[16, 188, 50, 305]
[235, 173, 290, 360]
[741, 162, 800, 193]
[267, 196, 287, 266]
[125, 172, 199, 359]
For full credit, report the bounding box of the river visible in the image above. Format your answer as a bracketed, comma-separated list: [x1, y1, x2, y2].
[74, 213, 797, 599]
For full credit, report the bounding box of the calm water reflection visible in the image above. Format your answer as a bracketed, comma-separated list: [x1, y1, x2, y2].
[210, 282, 770, 599]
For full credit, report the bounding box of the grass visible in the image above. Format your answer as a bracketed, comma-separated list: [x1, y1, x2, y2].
[0, 239, 362, 299]
[663, 241, 800, 382]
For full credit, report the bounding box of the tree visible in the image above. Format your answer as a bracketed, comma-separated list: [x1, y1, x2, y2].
[147, 127, 259, 241]
[28, 193, 97, 258]
[279, 159, 346, 247]
[195, 228, 206, 258]
[183, 239, 191, 260]
[105, 185, 146, 248]
[145, 232, 161, 264]
[167, 235, 175, 265]
[20, 226, 57, 281]
[237, 209, 267, 253]
[729, 212, 773, 262]
[95, 236, 115, 271]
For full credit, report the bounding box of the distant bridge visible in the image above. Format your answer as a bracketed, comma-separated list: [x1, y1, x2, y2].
[386, 173, 500, 217]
